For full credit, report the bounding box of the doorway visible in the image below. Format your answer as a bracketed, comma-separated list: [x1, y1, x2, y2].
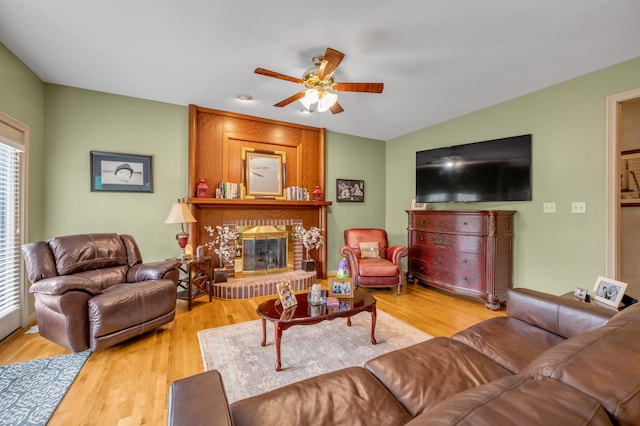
[0, 111, 28, 341]
[606, 88, 640, 283]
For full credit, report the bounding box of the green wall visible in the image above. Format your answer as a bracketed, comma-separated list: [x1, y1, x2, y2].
[43, 85, 189, 261]
[386, 56, 640, 295]
[326, 131, 386, 271]
[0, 43, 45, 243]
[40, 86, 378, 265]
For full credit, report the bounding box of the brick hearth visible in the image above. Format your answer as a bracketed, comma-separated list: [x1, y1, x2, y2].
[212, 270, 316, 299]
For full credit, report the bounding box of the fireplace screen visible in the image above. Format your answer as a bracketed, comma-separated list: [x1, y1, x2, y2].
[241, 226, 289, 274]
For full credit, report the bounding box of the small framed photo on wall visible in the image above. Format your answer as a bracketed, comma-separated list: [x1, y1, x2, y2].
[336, 179, 364, 202]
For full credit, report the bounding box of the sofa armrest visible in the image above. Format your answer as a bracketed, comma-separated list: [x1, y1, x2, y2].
[507, 288, 616, 339]
[127, 259, 181, 283]
[168, 370, 233, 426]
[385, 245, 408, 265]
[29, 275, 102, 296]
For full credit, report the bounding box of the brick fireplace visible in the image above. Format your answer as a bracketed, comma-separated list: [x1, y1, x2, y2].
[209, 218, 317, 299]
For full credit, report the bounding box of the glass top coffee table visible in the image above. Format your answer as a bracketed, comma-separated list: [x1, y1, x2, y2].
[256, 289, 377, 371]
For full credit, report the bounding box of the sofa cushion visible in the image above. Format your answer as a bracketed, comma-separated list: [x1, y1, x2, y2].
[358, 258, 398, 277]
[88, 280, 177, 338]
[522, 304, 640, 426]
[405, 375, 612, 426]
[364, 337, 512, 417]
[48, 233, 128, 275]
[168, 370, 233, 426]
[230, 367, 412, 426]
[452, 317, 565, 373]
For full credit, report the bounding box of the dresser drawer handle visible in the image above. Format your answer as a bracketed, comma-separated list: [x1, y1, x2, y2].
[419, 236, 424, 241]
[420, 219, 426, 224]
[463, 221, 468, 226]
[462, 259, 467, 264]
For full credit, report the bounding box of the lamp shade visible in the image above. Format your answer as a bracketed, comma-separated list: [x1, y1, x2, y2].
[164, 201, 197, 224]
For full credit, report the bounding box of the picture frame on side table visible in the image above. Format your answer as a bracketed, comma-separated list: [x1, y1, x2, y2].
[90, 151, 153, 193]
[242, 147, 286, 199]
[592, 276, 627, 309]
[328, 278, 354, 298]
[336, 179, 364, 202]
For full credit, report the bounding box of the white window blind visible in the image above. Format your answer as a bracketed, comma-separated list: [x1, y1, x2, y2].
[0, 140, 23, 333]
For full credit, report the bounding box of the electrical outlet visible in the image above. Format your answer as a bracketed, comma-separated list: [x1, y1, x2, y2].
[543, 202, 556, 213]
[571, 201, 587, 214]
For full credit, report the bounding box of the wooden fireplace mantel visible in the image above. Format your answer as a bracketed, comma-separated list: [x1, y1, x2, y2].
[187, 198, 332, 208]
[187, 105, 331, 278]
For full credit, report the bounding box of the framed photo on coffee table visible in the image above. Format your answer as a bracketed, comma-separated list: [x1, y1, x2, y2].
[276, 281, 297, 309]
[329, 278, 354, 298]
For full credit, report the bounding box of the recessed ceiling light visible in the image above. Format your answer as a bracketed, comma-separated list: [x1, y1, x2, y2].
[237, 94, 253, 101]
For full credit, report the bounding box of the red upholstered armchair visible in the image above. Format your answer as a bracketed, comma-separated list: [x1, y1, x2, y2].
[340, 228, 408, 295]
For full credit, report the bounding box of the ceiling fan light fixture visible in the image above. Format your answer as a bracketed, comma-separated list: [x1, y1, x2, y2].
[317, 91, 338, 112]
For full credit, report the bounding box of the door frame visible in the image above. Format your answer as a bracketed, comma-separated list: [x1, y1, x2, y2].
[605, 88, 640, 279]
[0, 111, 30, 334]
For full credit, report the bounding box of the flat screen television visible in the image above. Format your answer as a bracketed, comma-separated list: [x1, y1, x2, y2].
[415, 134, 532, 203]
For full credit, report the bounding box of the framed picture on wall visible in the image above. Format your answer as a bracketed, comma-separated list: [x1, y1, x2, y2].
[336, 179, 364, 202]
[90, 151, 153, 193]
[242, 147, 286, 199]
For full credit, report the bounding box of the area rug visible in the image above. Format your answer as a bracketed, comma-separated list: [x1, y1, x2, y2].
[198, 310, 431, 403]
[0, 350, 92, 426]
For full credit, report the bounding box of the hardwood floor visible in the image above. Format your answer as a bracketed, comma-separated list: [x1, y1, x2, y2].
[0, 282, 504, 425]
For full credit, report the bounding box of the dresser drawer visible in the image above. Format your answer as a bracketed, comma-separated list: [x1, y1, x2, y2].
[410, 213, 486, 234]
[427, 233, 484, 254]
[410, 245, 484, 269]
[411, 231, 484, 254]
[411, 259, 484, 291]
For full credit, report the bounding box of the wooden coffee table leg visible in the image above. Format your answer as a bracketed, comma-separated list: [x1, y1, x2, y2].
[260, 319, 267, 346]
[347, 316, 352, 326]
[274, 323, 283, 371]
[370, 305, 377, 345]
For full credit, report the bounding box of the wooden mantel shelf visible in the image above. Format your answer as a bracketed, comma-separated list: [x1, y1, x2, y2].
[187, 198, 332, 208]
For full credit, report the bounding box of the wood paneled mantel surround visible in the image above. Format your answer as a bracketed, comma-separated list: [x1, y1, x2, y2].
[187, 105, 331, 278]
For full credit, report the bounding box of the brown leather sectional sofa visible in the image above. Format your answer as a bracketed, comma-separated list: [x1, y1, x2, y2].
[168, 288, 640, 425]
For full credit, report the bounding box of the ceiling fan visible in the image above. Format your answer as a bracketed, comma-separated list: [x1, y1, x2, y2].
[254, 47, 384, 114]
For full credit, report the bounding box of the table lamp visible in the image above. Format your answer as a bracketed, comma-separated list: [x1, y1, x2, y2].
[164, 198, 197, 259]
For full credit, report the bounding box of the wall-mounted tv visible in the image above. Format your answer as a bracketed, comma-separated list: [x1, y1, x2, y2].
[416, 134, 532, 203]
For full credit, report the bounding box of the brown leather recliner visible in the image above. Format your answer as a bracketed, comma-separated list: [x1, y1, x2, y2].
[21, 233, 181, 352]
[340, 228, 408, 295]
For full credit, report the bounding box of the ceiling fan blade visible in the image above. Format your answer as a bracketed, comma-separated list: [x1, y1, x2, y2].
[333, 82, 384, 93]
[317, 48, 345, 80]
[330, 102, 344, 114]
[274, 91, 306, 107]
[254, 68, 304, 85]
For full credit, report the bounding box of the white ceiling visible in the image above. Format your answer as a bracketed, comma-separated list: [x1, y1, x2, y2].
[1, 1, 640, 141]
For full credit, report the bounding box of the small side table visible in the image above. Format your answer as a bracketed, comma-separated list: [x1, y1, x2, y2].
[176, 257, 212, 311]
